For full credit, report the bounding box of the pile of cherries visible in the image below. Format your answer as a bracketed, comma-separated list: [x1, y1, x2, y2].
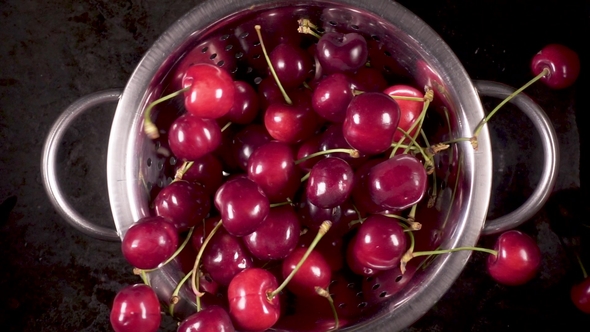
[108, 15, 583, 332]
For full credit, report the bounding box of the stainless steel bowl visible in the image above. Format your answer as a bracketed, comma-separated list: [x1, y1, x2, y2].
[42, 0, 559, 330]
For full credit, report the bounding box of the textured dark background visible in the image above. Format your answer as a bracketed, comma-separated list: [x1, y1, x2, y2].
[1, 0, 589, 331]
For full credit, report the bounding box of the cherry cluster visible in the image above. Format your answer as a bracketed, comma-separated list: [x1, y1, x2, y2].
[108, 16, 582, 332]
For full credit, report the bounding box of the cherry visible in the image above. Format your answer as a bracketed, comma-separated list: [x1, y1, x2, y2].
[311, 72, 354, 123]
[182, 63, 235, 119]
[153, 180, 211, 232]
[256, 76, 284, 111]
[222, 80, 260, 125]
[306, 157, 354, 209]
[269, 42, 313, 89]
[121, 216, 178, 270]
[350, 67, 388, 93]
[264, 89, 321, 144]
[110, 284, 161, 332]
[202, 226, 254, 286]
[247, 140, 301, 202]
[316, 31, 368, 74]
[368, 154, 428, 211]
[351, 157, 387, 215]
[295, 135, 323, 172]
[486, 230, 542, 286]
[243, 204, 301, 261]
[282, 247, 332, 298]
[346, 234, 377, 277]
[214, 176, 270, 237]
[531, 43, 580, 89]
[168, 113, 222, 161]
[227, 268, 281, 331]
[571, 276, 590, 314]
[350, 214, 407, 271]
[383, 84, 425, 144]
[342, 92, 401, 155]
[297, 189, 343, 231]
[231, 124, 272, 171]
[177, 305, 235, 332]
[317, 123, 368, 169]
[176, 154, 224, 195]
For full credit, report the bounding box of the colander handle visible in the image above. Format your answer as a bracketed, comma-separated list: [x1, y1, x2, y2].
[474, 80, 559, 235]
[41, 89, 122, 242]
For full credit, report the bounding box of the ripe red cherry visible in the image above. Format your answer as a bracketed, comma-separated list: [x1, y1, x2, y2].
[571, 276, 590, 314]
[383, 84, 424, 144]
[343, 92, 401, 155]
[269, 42, 313, 89]
[121, 216, 178, 269]
[222, 80, 260, 125]
[177, 305, 235, 332]
[214, 176, 270, 237]
[168, 113, 222, 161]
[182, 63, 236, 119]
[202, 226, 254, 286]
[306, 157, 354, 209]
[110, 284, 161, 332]
[227, 268, 281, 331]
[368, 154, 428, 210]
[177, 154, 224, 195]
[311, 72, 354, 122]
[531, 43, 580, 89]
[282, 247, 332, 298]
[231, 124, 272, 171]
[316, 31, 368, 74]
[486, 230, 542, 286]
[153, 181, 211, 232]
[264, 89, 321, 144]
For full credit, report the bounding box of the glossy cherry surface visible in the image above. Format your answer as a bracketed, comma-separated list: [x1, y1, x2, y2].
[571, 276, 590, 314]
[178, 154, 224, 195]
[214, 176, 270, 237]
[311, 72, 354, 123]
[169, 113, 222, 161]
[531, 43, 580, 89]
[269, 42, 313, 89]
[486, 230, 541, 286]
[223, 80, 260, 124]
[383, 84, 424, 143]
[202, 226, 254, 286]
[110, 284, 161, 332]
[227, 268, 281, 331]
[231, 124, 272, 171]
[351, 214, 407, 271]
[306, 156, 354, 209]
[182, 63, 235, 119]
[153, 180, 211, 232]
[316, 31, 368, 73]
[368, 154, 428, 210]
[282, 247, 332, 298]
[177, 305, 235, 332]
[264, 89, 320, 144]
[121, 216, 178, 269]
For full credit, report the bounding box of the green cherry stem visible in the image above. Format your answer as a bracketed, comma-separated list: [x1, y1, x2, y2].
[382, 212, 421, 231]
[294, 148, 360, 165]
[143, 86, 190, 139]
[220, 121, 232, 132]
[267, 221, 332, 300]
[135, 226, 195, 275]
[315, 286, 339, 330]
[254, 25, 292, 105]
[402, 246, 497, 274]
[575, 252, 588, 279]
[169, 269, 193, 317]
[471, 68, 549, 146]
[297, 19, 322, 39]
[173, 161, 194, 182]
[191, 220, 224, 311]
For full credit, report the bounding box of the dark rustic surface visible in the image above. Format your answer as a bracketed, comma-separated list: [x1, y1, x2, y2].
[1, 0, 589, 331]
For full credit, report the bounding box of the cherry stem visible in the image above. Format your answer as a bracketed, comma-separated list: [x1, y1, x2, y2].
[143, 86, 190, 139]
[270, 200, 292, 208]
[220, 122, 232, 132]
[382, 212, 421, 230]
[300, 172, 310, 182]
[169, 269, 193, 317]
[315, 286, 339, 330]
[390, 88, 432, 158]
[294, 148, 359, 165]
[268, 220, 332, 299]
[297, 19, 322, 39]
[254, 25, 292, 105]
[575, 252, 588, 279]
[173, 161, 194, 182]
[191, 220, 223, 311]
[472, 68, 549, 139]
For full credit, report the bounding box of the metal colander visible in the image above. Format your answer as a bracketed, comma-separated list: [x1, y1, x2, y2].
[42, 0, 559, 330]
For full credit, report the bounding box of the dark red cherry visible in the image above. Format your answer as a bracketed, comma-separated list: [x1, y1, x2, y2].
[222, 80, 260, 125]
[169, 113, 222, 161]
[295, 135, 322, 172]
[297, 190, 342, 231]
[121, 216, 178, 269]
[531, 43, 580, 89]
[311, 72, 354, 123]
[316, 31, 368, 74]
[227, 268, 281, 331]
[247, 141, 301, 202]
[383, 84, 424, 144]
[110, 284, 161, 332]
[351, 214, 407, 271]
[214, 176, 270, 237]
[486, 230, 541, 286]
[368, 154, 428, 210]
[231, 124, 273, 171]
[571, 276, 590, 314]
[343, 92, 401, 155]
[202, 226, 254, 286]
[182, 63, 235, 119]
[318, 123, 368, 169]
[351, 157, 387, 215]
[346, 234, 377, 276]
[177, 154, 224, 195]
[350, 67, 388, 92]
[243, 204, 300, 261]
[153, 181, 211, 232]
[177, 305, 235, 332]
[282, 247, 332, 298]
[269, 42, 313, 89]
[264, 89, 321, 144]
[257, 76, 284, 111]
[306, 157, 354, 209]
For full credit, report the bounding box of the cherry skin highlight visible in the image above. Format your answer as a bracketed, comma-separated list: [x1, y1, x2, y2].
[531, 43, 580, 89]
[182, 63, 236, 119]
[110, 284, 161, 332]
[571, 276, 590, 314]
[121, 216, 178, 270]
[486, 230, 541, 286]
[177, 305, 235, 332]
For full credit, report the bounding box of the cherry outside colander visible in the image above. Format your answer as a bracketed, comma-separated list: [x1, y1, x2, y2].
[41, 0, 559, 330]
